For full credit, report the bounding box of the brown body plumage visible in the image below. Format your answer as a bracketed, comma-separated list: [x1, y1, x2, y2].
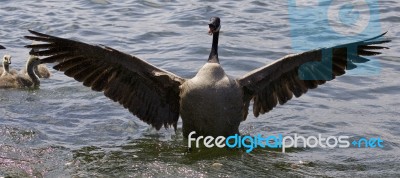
[0, 55, 41, 89]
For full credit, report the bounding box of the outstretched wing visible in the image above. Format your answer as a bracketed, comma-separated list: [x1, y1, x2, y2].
[25, 30, 186, 130]
[238, 32, 390, 117]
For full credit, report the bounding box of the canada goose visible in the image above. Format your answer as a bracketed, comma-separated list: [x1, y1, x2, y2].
[0, 55, 41, 89]
[0, 55, 18, 76]
[25, 17, 390, 138]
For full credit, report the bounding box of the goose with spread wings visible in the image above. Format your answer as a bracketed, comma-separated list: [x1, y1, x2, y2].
[25, 17, 390, 138]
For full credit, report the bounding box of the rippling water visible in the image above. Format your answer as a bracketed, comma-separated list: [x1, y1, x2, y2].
[0, 0, 399, 177]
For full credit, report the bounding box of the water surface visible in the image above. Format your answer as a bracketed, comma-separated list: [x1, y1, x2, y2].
[0, 0, 399, 177]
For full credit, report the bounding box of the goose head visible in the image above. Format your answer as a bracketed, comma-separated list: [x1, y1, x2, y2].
[208, 17, 221, 35]
[27, 55, 41, 67]
[2, 55, 11, 67]
[1, 55, 12, 76]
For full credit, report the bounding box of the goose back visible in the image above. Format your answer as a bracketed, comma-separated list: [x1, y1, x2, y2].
[36, 64, 51, 78]
[0, 73, 19, 88]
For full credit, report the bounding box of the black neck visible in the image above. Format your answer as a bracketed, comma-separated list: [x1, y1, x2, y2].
[27, 59, 40, 87]
[208, 31, 219, 63]
[3, 63, 9, 73]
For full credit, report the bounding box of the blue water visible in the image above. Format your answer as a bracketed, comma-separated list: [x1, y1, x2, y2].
[0, 0, 399, 177]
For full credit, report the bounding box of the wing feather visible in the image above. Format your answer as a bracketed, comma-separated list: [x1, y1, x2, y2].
[238, 32, 390, 118]
[25, 30, 185, 130]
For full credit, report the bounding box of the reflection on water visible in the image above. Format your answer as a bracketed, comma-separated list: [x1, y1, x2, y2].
[0, 0, 399, 177]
